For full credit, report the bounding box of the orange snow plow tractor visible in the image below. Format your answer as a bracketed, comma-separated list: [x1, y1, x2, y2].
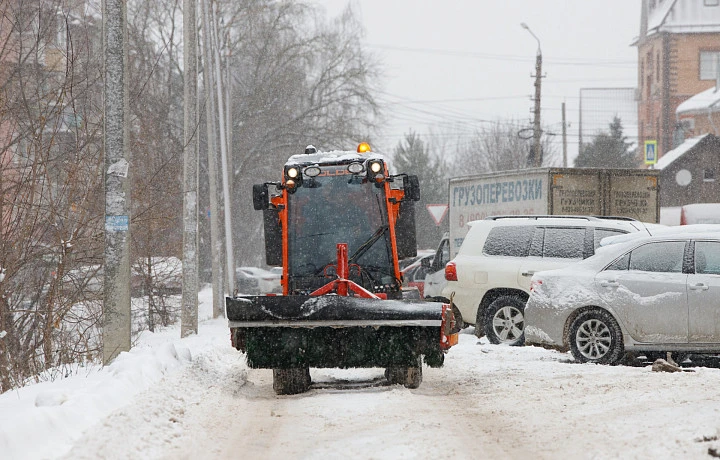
[226, 144, 458, 394]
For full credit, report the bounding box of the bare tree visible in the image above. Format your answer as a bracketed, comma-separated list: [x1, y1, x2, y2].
[453, 119, 557, 176]
[0, 0, 105, 392]
[0, 0, 188, 392]
[125, 0, 188, 331]
[207, 1, 382, 267]
[0, 0, 387, 392]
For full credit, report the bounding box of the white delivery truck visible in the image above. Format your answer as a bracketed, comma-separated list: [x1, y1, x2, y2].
[447, 167, 660, 258]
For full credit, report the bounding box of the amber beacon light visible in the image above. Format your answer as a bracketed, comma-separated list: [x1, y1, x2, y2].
[357, 142, 371, 153]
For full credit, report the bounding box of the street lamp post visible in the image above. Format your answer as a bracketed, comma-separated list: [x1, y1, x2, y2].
[521, 22, 543, 167]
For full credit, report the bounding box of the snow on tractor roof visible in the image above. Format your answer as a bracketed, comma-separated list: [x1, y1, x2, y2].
[285, 146, 387, 168]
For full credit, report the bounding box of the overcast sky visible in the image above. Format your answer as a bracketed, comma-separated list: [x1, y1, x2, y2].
[312, 0, 641, 164]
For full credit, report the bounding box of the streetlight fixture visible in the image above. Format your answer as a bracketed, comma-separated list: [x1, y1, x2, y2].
[521, 22, 543, 167]
[521, 22, 541, 56]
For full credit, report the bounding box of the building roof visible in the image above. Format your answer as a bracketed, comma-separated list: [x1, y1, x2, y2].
[645, 0, 720, 37]
[647, 0, 677, 34]
[676, 86, 720, 115]
[652, 133, 709, 170]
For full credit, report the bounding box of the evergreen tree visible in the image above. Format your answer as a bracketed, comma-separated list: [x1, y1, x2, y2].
[575, 117, 637, 168]
[392, 131, 448, 250]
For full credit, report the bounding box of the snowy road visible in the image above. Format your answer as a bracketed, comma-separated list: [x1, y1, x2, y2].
[58, 324, 720, 460]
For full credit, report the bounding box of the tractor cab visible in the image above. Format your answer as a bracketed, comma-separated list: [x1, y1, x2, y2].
[253, 143, 420, 299]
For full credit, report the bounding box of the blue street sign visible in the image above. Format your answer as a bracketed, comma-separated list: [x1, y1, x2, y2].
[644, 140, 658, 165]
[105, 215, 129, 232]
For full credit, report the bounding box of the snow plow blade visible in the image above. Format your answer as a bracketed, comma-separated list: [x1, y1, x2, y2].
[226, 295, 455, 369]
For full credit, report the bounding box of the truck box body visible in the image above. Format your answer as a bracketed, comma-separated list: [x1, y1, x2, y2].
[448, 168, 660, 258]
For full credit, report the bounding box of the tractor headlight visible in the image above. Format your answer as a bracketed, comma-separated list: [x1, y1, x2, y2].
[367, 159, 385, 183]
[347, 162, 364, 174]
[284, 165, 303, 191]
[304, 166, 321, 177]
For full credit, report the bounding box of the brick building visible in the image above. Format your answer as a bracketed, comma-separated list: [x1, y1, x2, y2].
[635, 0, 720, 159]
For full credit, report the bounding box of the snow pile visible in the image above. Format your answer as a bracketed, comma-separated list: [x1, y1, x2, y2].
[0, 342, 192, 459]
[0, 287, 235, 460]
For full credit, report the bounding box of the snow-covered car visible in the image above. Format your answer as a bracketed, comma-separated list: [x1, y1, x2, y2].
[236, 266, 281, 294]
[401, 253, 434, 297]
[441, 215, 649, 345]
[235, 269, 260, 294]
[525, 227, 720, 364]
[423, 233, 450, 300]
[131, 257, 182, 296]
[63, 264, 103, 295]
[399, 250, 434, 272]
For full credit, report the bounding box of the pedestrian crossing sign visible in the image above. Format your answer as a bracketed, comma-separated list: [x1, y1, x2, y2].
[644, 140, 658, 165]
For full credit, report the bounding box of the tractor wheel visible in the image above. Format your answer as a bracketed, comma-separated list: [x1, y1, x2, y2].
[385, 358, 423, 389]
[272, 367, 311, 395]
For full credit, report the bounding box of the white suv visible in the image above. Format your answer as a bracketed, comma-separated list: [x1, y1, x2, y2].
[422, 232, 450, 300]
[441, 215, 650, 346]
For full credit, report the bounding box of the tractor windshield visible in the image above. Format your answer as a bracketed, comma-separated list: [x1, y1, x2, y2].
[287, 167, 395, 294]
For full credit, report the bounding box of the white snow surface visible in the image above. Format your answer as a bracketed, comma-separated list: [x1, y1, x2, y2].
[3, 287, 720, 459]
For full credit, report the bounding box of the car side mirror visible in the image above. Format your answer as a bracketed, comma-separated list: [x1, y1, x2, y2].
[253, 184, 269, 210]
[421, 257, 432, 268]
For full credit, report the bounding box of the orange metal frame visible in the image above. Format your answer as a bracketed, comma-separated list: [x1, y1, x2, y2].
[274, 162, 404, 297]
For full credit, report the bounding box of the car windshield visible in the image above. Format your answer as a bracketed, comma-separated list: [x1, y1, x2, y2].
[287, 167, 393, 291]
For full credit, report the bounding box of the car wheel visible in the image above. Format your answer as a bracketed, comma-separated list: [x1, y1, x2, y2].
[569, 309, 624, 364]
[425, 296, 464, 332]
[644, 352, 689, 364]
[484, 296, 526, 346]
[272, 367, 311, 395]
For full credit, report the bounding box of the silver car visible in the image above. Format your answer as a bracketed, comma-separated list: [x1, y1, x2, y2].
[525, 228, 720, 364]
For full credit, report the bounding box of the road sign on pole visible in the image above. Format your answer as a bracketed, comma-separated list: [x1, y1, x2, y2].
[644, 140, 658, 165]
[426, 204, 449, 226]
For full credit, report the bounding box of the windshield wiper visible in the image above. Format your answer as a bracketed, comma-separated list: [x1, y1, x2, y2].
[348, 225, 388, 264]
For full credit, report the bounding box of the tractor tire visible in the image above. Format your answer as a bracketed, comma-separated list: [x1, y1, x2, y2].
[484, 296, 526, 346]
[385, 358, 423, 389]
[273, 367, 311, 395]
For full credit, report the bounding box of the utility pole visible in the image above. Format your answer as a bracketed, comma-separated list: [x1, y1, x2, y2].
[562, 102, 568, 167]
[181, 0, 199, 337]
[578, 90, 583, 152]
[522, 23, 543, 167]
[210, 2, 235, 293]
[201, 0, 225, 317]
[102, 0, 131, 364]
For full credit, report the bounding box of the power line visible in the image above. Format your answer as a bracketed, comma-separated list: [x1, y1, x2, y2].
[365, 43, 637, 68]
